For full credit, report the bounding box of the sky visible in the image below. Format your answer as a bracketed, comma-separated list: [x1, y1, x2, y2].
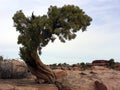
[0, 0, 120, 64]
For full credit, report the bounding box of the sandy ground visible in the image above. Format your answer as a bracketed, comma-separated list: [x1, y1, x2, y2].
[0, 66, 120, 90]
[0, 79, 58, 90]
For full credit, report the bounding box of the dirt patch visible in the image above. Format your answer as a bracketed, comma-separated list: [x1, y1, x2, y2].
[0, 79, 58, 90]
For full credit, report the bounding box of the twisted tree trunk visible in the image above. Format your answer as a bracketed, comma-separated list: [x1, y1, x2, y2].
[22, 49, 56, 84]
[20, 48, 68, 90]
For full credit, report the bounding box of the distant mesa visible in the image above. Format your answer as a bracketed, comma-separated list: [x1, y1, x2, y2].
[92, 60, 109, 66]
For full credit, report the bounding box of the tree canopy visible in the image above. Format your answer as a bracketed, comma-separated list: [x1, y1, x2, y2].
[13, 5, 92, 56]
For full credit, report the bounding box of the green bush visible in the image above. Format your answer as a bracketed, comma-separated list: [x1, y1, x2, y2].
[0, 56, 3, 61]
[108, 59, 115, 69]
[80, 62, 87, 70]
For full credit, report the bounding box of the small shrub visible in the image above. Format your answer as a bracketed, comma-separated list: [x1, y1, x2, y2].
[0, 56, 3, 61]
[72, 64, 76, 67]
[108, 59, 115, 69]
[58, 63, 62, 66]
[0, 61, 12, 79]
[80, 62, 87, 70]
[0, 60, 29, 79]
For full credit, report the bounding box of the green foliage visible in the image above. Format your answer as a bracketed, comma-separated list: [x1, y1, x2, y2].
[13, 5, 92, 60]
[0, 56, 3, 61]
[108, 58, 115, 69]
[52, 63, 57, 66]
[58, 63, 62, 66]
[72, 64, 77, 67]
[80, 62, 87, 70]
[49, 63, 58, 70]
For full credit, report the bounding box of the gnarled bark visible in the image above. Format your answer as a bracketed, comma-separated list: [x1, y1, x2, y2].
[20, 48, 70, 90]
[21, 49, 56, 84]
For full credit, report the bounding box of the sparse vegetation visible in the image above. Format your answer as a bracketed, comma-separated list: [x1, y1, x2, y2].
[108, 59, 115, 69]
[58, 63, 62, 66]
[0, 56, 3, 61]
[80, 62, 87, 70]
[72, 64, 76, 67]
[0, 60, 29, 79]
[49, 63, 58, 69]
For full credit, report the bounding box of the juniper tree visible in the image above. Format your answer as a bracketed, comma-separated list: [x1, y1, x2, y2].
[13, 5, 92, 84]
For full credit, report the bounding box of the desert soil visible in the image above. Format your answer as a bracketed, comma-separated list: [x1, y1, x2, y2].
[0, 66, 120, 90]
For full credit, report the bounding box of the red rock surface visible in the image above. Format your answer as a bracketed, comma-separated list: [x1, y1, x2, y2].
[92, 60, 108, 66]
[54, 69, 67, 79]
[60, 66, 120, 90]
[0, 60, 120, 90]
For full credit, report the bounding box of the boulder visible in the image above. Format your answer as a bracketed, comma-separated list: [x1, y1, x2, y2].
[54, 70, 67, 79]
[95, 81, 107, 90]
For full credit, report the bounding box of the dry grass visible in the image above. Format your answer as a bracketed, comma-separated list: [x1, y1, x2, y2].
[0, 60, 29, 79]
